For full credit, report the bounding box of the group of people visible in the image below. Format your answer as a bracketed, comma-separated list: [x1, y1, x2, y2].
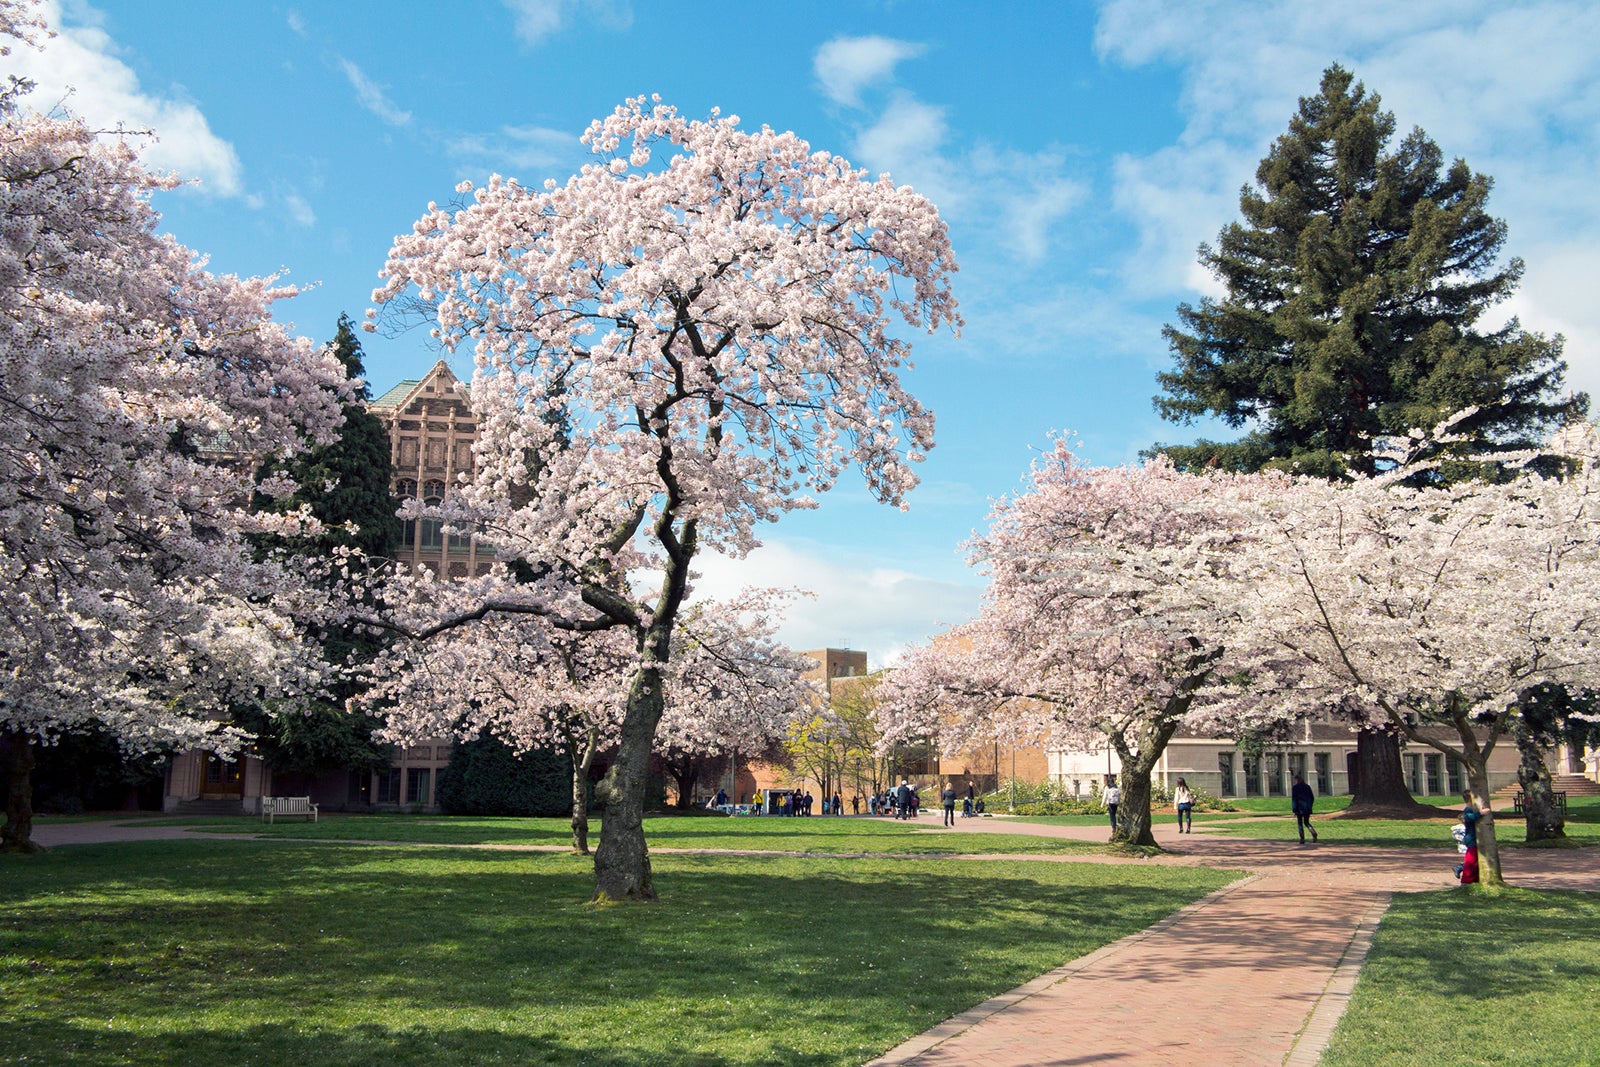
[865, 781, 986, 823]
[871, 781, 920, 819]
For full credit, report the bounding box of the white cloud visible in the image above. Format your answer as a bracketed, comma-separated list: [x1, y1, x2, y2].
[833, 64, 1088, 267]
[814, 35, 925, 108]
[282, 189, 315, 228]
[10, 0, 243, 195]
[338, 58, 411, 127]
[501, 0, 633, 46]
[1094, 0, 1600, 391]
[449, 124, 577, 179]
[689, 541, 982, 671]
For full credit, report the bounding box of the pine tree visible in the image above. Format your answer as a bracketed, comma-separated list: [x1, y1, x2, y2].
[1153, 64, 1585, 478]
[246, 314, 401, 783]
[1152, 65, 1588, 811]
[258, 313, 401, 561]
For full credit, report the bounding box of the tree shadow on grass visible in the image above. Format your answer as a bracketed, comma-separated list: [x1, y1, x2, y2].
[2, 841, 1233, 1065]
[0, 1017, 771, 1067]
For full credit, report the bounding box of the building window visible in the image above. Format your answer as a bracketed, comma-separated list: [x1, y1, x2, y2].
[1218, 753, 1235, 797]
[1287, 752, 1307, 785]
[406, 768, 432, 807]
[1425, 754, 1442, 795]
[348, 770, 371, 805]
[1314, 752, 1332, 795]
[1445, 755, 1463, 795]
[1243, 755, 1262, 797]
[396, 480, 418, 548]
[1407, 754, 1422, 795]
[1265, 753, 1286, 796]
[375, 767, 402, 805]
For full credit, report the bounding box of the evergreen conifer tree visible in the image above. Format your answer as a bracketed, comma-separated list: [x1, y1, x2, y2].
[1153, 64, 1585, 477]
[246, 314, 401, 784]
[1152, 65, 1587, 811]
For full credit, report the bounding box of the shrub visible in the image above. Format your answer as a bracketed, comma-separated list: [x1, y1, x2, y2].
[436, 732, 573, 816]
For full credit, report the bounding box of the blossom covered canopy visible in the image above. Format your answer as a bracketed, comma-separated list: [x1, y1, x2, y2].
[1, 79, 347, 751]
[880, 441, 1283, 756]
[371, 96, 960, 587]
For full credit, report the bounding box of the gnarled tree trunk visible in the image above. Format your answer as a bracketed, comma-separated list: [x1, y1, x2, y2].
[564, 725, 599, 855]
[2, 728, 41, 854]
[1109, 717, 1181, 848]
[1348, 728, 1430, 815]
[1513, 718, 1566, 846]
[592, 661, 667, 902]
[1464, 765, 1502, 886]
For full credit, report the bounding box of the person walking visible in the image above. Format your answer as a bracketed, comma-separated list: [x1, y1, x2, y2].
[1173, 777, 1194, 833]
[833, 791, 843, 817]
[1291, 774, 1318, 843]
[1103, 778, 1120, 835]
[941, 783, 957, 826]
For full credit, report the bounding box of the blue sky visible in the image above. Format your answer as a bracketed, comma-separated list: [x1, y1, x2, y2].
[12, 0, 1600, 667]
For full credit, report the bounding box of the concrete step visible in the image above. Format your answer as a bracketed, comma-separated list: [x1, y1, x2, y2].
[171, 798, 246, 816]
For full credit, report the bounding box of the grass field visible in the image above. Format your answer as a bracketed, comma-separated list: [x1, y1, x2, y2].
[1, 836, 1236, 1066]
[1322, 887, 1600, 1067]
[149, 812, 1106, 855]
[1195, 794, 1600, 848]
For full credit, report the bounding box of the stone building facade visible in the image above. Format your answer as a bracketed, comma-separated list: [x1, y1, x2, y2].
[165, 362, 486, 814]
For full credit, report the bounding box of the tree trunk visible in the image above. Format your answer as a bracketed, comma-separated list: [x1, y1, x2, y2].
[1347, 728, 1430, 814]
[667, 757, 697, 809]
[1110, 717, 1180, 848]
[1464, 762, 1503, 886]
[2, 728, 41, 854]
[591, 662, 667, 902]
[569, 748, 591, 855]
[1512, 718, 1566, 845]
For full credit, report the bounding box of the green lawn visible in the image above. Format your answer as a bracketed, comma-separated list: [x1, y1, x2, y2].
[133, 812, 1108, 855]
[1321, 887, 1600, 1067]
[1197, 794, 1600, 849]
[1, 839, 1236, 1066]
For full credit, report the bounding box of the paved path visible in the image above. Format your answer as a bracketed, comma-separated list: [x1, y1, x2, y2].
[866, 816, 1600, 1067]
[29, 813, 1600, 1066]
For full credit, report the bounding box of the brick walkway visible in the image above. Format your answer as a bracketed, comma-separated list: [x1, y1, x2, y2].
[866, 816, 1600, 1066]
[31, 813, 1600, 1066]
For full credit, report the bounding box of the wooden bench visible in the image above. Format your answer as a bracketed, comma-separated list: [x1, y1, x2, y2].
[1511, 791, 1567, 816]
[261, 795, 319, 823]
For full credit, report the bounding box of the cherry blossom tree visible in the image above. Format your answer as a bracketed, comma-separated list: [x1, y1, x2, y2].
[880, 442, 1284, 846]
[0, 8, 348, 851]
[364, 584, 814, 851]
[368, 97, 958, 900]
[1214, 422, 1600, 884]
[362, 589, 629, 853]
[653, 599, 818, 808]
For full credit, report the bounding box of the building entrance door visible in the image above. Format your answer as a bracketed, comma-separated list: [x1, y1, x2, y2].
[201, 753, 244, 799]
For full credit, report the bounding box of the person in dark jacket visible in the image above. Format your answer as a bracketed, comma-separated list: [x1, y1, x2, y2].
[1291, 774, 1318, 843]
[941, 784, 957, 826]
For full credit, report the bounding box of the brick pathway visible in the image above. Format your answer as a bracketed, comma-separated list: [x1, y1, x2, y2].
[866, 816, 1600, 1066]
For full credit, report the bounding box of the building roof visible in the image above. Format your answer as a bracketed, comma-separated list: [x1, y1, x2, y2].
[368, 378, 421, 409]
[367, 360, 465, 412]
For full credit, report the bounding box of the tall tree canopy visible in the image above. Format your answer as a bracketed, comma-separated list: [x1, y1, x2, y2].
[370, 97, 959, 901]
[1153, 64, 1585, 478]
[1150, 63, 1588, 812]
[0, 4, 348, 850]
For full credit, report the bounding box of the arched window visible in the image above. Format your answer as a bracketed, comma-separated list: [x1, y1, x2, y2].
[396, 480, 419, 547]
[421, 481, 446, 551]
